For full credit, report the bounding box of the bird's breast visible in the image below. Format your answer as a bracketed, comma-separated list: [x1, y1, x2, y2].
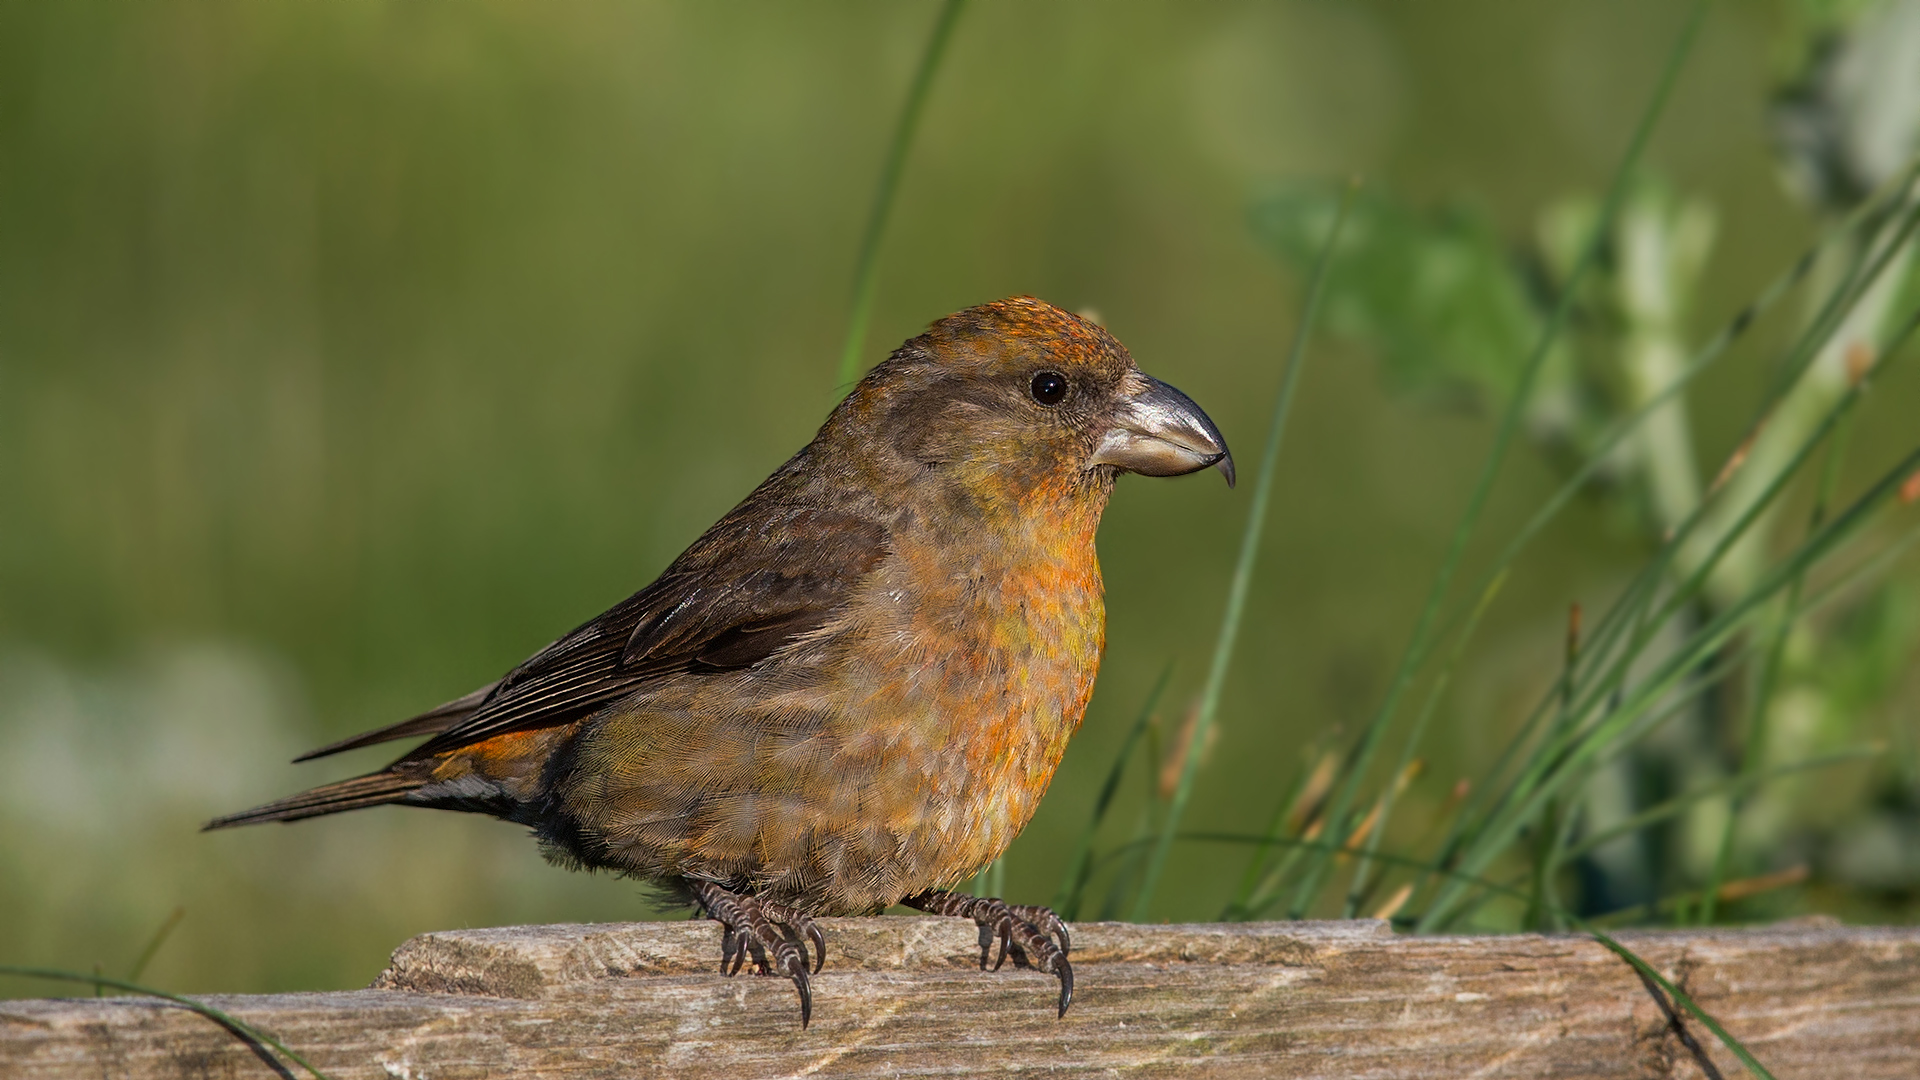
[830, 502, 1107, 887]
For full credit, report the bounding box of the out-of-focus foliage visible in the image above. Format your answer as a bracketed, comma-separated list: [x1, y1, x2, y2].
[2, 0, 1918, 998]
[1239, 0, 1920, 937]
[1250, 186, 1539, 410]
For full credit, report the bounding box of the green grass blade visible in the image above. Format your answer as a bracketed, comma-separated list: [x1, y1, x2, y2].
[1565, 745, 1880, 864]
[1582, 928, 1775, 1080]
[1285, 0, 1707, 920]
[1443, 297, 1920, 903]
[1431, 162, 1920, 805]
[1442, 153, 1920, 673]
[834, 0, 969, 387]
[1421, 439, 1920, 929]
[1127, 178, 1357, 921]
[1225, 737, 1339, 919]
[1700, 416, 1855, 924]
[1054, 663, 1171, 917]
[1799, 516, 1920, 615]
[0, 966, 334, 1080]
[1524, 601, 1585, 931]
[1468, 295, 1920, 882]
[1578, 297, 1920, 737]
[1342, 569, 1509, 917]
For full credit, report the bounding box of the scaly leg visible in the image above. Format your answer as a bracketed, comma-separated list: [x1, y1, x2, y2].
[692, 881, 813, 1028]
[761, 899, 828, 975]
[903, 889, 1074, 1017]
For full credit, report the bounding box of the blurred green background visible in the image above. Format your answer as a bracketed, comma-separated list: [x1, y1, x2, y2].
[4, 0, 1918, 997]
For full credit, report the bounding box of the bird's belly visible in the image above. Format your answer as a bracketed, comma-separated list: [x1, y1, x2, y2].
[556, 554, 1104, 914]
[844, 650, 1094, 901]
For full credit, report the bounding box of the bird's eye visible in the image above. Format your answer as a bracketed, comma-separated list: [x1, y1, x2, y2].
[1029, 371, 1069, 406]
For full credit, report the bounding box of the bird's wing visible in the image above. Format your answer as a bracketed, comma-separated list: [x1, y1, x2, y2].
[394, 506, 890, 762]
[291, 681, 500, 762]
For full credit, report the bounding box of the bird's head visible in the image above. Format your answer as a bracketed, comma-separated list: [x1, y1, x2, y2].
[829, 297, 1232, 512]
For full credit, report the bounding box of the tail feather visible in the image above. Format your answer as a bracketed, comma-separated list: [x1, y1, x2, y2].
[202, 771, 424, 830]
[291, 681, 498, 763]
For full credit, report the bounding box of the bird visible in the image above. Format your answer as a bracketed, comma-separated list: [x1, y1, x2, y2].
[206, 296, 1233, 1027]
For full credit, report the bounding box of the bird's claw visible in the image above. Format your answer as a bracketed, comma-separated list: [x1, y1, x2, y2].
[694, 881, 816, 1028]
[904, 889, 1074, 1017]
[1009, 903, 1072, 957]
[719, 925, 745, 976]
[762, 900, 827, 976]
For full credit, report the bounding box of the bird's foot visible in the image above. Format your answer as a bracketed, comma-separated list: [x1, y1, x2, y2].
[693, 881, 813, 1028]
[760, 899, 827, 975]
[903, 889, 1073, 1017]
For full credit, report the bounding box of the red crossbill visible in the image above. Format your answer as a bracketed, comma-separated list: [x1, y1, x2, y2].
[208, 297, 1233, 1026]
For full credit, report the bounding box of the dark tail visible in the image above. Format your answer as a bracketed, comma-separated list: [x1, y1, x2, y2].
[202, 771, 425, 830]
[291, 680, 498, 763]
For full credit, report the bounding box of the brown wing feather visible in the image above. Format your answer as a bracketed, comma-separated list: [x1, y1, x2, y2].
[291, 681, 499, 762]
[396, 504, 889, 763]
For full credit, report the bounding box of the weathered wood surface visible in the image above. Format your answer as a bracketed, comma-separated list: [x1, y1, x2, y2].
[3, 917, 1916, 1078]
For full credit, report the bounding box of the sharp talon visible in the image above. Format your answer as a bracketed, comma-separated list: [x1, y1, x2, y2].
[806, 923, 827, 975]
[758, 900, 829, 979]
[695, 881, 816, 1028]
[903, 890, 1072, 1020]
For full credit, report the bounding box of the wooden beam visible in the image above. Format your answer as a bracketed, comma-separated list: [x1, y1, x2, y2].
[4, 917, 1916, 1078]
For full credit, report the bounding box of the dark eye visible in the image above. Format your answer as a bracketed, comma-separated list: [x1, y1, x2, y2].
[1029, 371, 1068, 406]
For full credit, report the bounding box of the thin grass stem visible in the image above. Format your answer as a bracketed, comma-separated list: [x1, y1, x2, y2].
[1422, 440, 1920, 928]
[1054, 663, 1171, 917]
[0, 966, 333, 1080]
[1525, 602, 1584, 930]
[1700, 413, 1855, 923]
[1224, 742, 1337, 919]
[834, 0, 968, 388]
[1584, 928, 1770, 1079]
[1127, 179, 1357, 920]
[1458, 296, 1920, 891]
[1286, 1, 1707, 919]
[1566, 746, 1879, 864]
[126, 907, 185, 985]
[1342, 570, 1508, 917]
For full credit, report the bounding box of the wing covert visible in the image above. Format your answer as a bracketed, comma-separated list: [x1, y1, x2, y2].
[400, 507, 888, 762]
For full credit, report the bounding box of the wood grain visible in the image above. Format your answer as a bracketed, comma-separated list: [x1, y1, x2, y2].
[4, 917, 1916, 1078]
